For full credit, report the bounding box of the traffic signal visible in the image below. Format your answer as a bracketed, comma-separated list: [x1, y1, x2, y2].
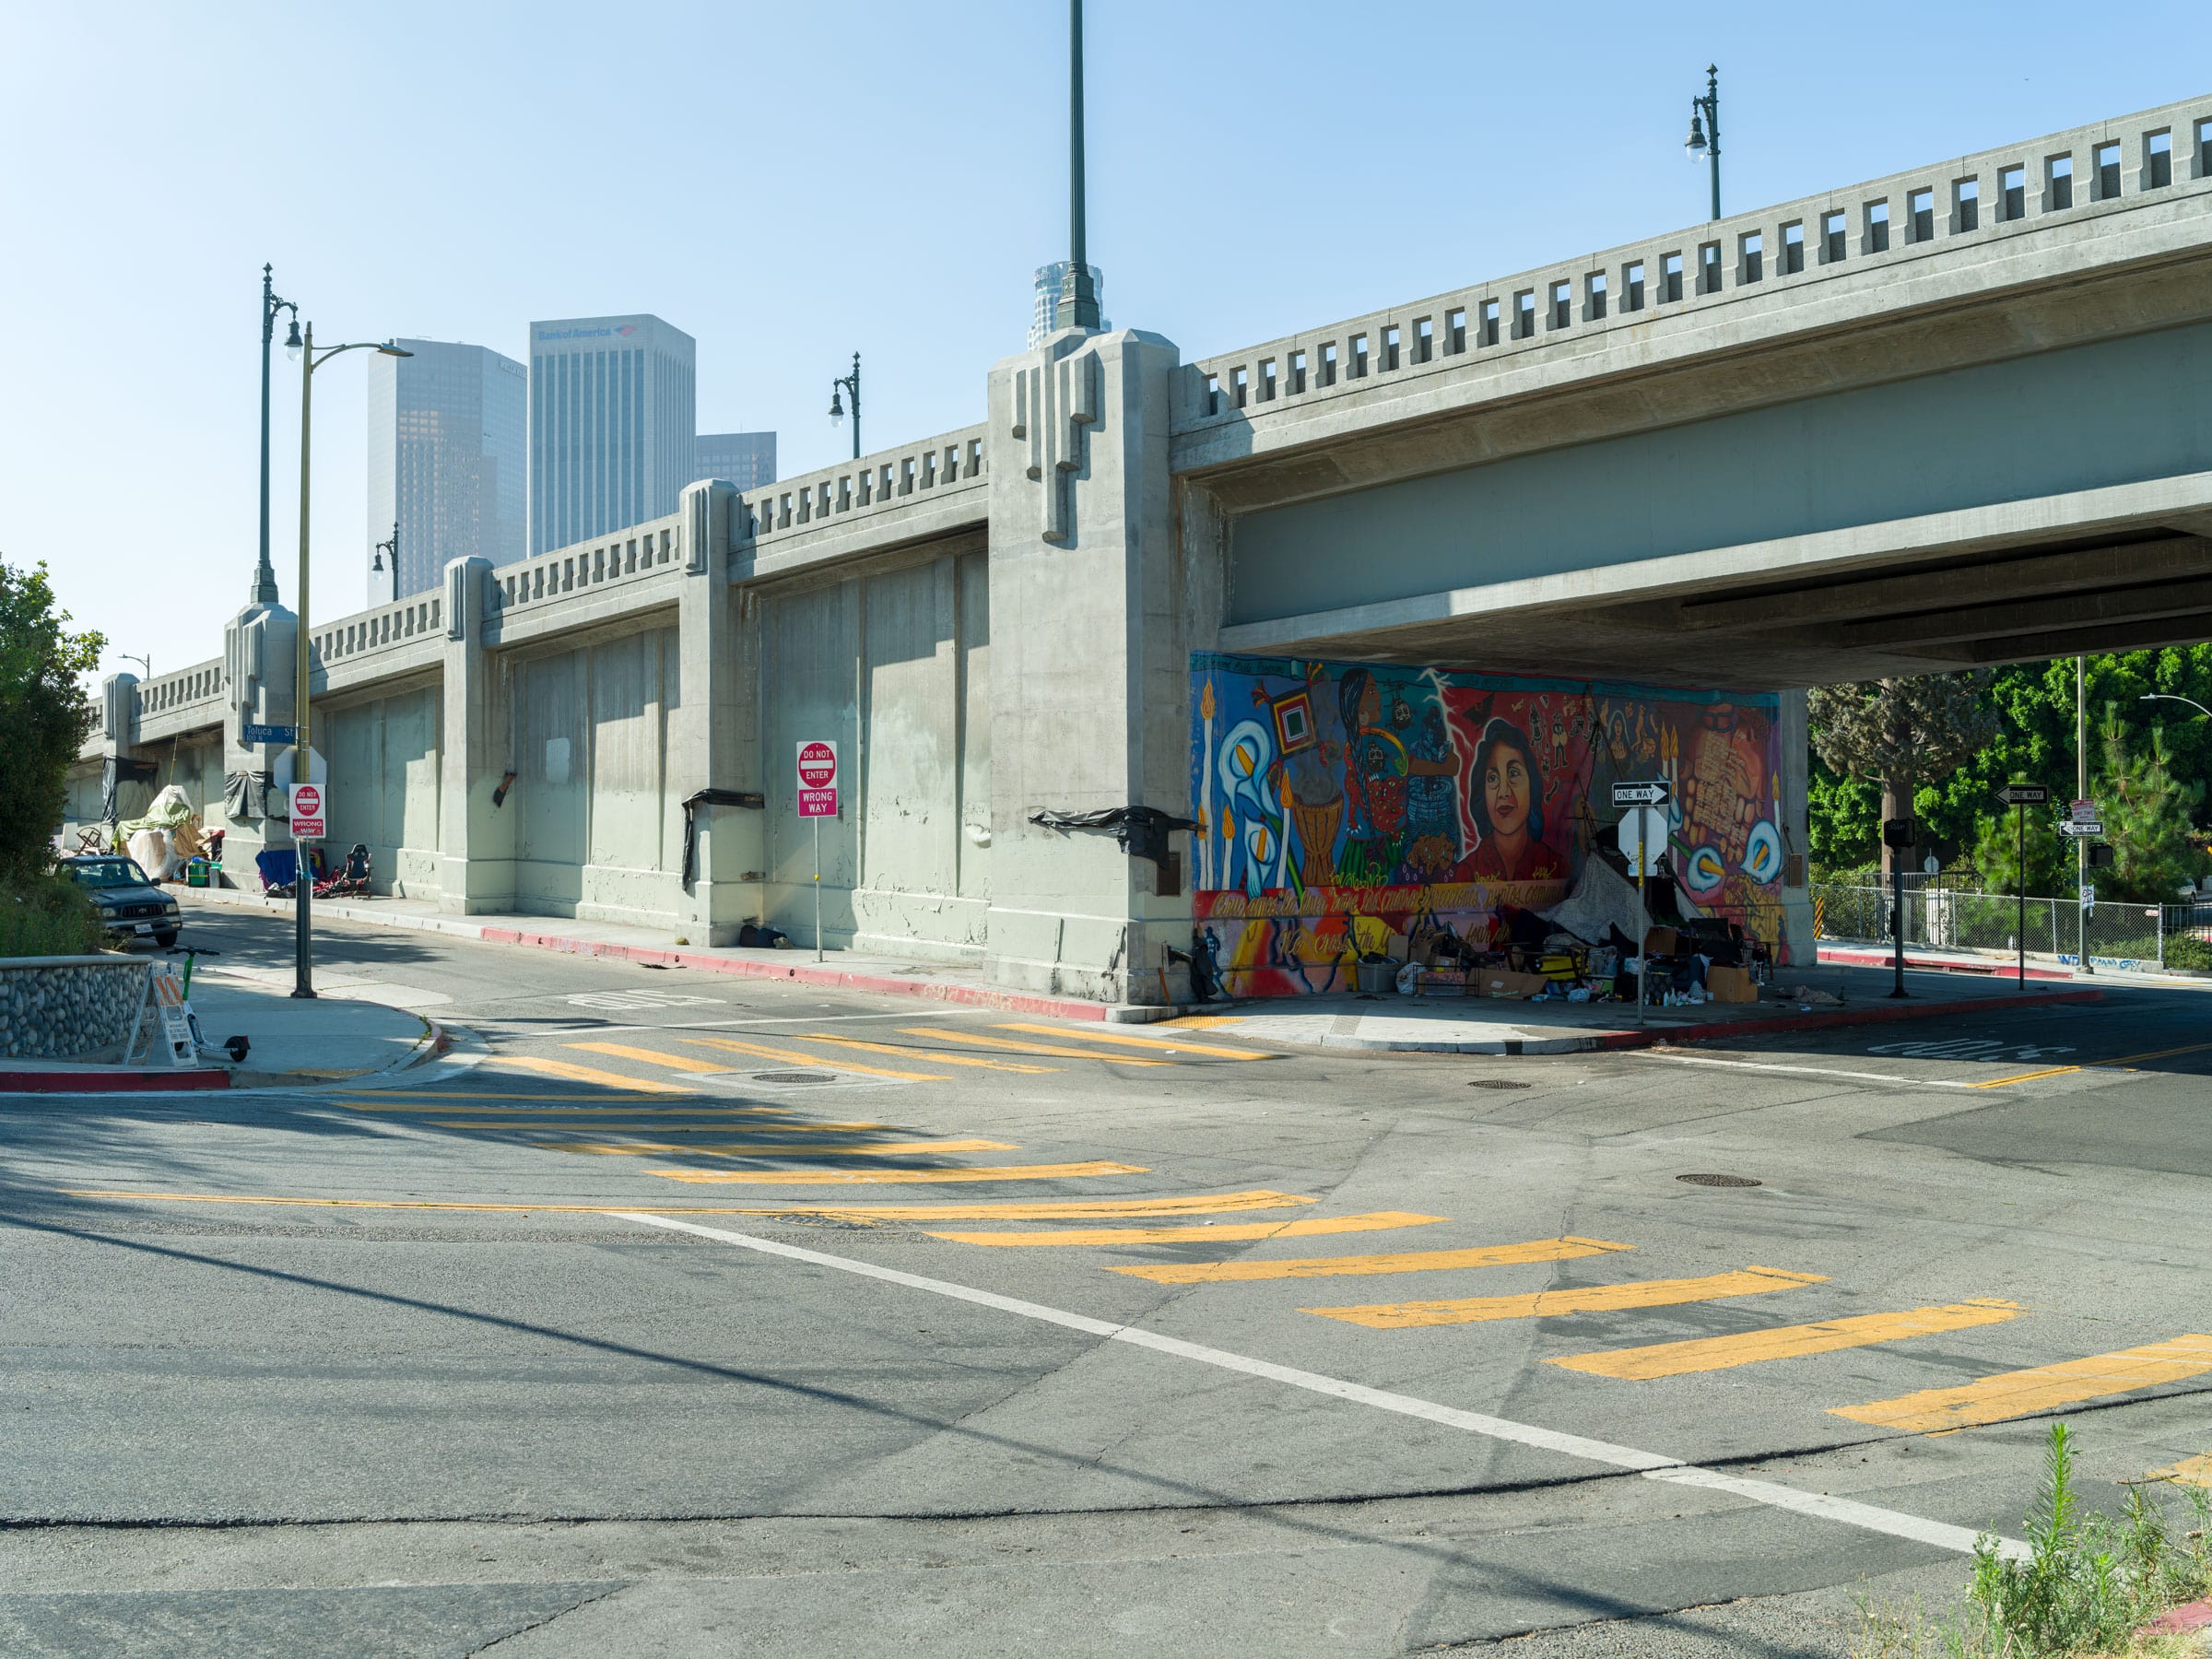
[2087, 842, 2115, 869]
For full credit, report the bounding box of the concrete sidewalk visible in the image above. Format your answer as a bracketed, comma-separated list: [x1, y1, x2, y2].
[0, 964, 444, 1093]
[1169, 960, 2103, 1054]
[1818, 940, 2212, 993]
[175, 885, 1161, 1022]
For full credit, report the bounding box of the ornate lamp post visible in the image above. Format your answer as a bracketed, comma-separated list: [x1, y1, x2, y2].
[255, 266, 300, 605]
[288, 326, 411, 997]
[828, 353, 862, 460]
[1684, 65, 1723, 221]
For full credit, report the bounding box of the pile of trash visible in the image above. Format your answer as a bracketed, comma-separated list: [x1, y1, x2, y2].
[113, 787, 210, 881]
[1376, 854, 1774, 1006]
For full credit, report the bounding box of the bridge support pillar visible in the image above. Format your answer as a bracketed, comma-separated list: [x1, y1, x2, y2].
[982, 326, 1194, 1004]
[1778, 688, 1816, 968]
[676, 479, 761, 946]
[437, 557, 514, 914]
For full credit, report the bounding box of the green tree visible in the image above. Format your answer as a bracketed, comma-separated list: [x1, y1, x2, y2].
[1808, 674, 1999, 874]
[0, 559, 104, 877]
[1971, 796, 2067, 897]
[2095, 701, 2206, 903]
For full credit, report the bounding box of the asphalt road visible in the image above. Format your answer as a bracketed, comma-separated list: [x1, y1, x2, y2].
[5, 907, 2209, 1656]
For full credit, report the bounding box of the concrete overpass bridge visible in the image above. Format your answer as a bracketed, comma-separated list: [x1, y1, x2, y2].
[82, 94, 2212, 1004]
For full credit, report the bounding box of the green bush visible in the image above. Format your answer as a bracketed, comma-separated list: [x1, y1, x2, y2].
[0, 870, 104, 958]
[2163, 934, 2212, 972]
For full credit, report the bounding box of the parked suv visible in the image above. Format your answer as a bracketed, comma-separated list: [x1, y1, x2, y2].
[62, 855, 182, 947]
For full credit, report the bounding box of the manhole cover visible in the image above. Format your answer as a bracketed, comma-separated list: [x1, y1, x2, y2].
[1677, 1172, 1762, 1188]
[752, 1070, 839, 1085]
[1468, 1079, 1534, 1090]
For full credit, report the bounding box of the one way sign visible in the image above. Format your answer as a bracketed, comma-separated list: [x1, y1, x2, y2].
[1611, 780, 1671, 808]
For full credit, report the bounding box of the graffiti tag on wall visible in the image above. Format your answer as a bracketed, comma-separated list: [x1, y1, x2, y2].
[1192, 653, 1789, 995]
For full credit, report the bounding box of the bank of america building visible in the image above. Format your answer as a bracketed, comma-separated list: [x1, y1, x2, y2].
[366, 340, 527, 601]
[527, 314, 696, 557]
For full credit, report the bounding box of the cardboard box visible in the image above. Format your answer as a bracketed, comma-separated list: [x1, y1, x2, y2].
[1642, 925, 1679, 957]
[1472, 970, 1550, 1000]
[1706, 965, 1757, 1004]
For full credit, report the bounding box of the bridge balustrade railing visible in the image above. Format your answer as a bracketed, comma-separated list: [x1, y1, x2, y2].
[1814, 882, 2212, 971]
[1179, 94, 2212, 438]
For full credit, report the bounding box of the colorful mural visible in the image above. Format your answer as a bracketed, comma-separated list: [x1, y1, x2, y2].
[1191, 653, 1791, 996]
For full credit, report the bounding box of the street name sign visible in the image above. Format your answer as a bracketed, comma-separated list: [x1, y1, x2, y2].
[241, 723, 296, 747]
[1610, 780, 1671, 807]
[288, 782, 324, 841]
[796, 740, 839, 818]
[1995, 783, 2050, 806]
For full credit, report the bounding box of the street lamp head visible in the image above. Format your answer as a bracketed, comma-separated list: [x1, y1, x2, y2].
[828, 387, 844, 424]
[284, 318, 304, 359]
[377, 341, 412, 357]
[1685, 112, 1708, 158]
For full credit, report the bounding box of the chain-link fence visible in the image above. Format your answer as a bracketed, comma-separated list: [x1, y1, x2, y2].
[1813, 884, 2212, 971]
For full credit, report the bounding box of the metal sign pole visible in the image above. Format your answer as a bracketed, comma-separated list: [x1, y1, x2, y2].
[813, 817, 824, 963]
[2016, 802, 2026, 990]
[1636, 822, 1648, 1028]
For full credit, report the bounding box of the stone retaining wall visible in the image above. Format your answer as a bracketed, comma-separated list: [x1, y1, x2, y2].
[0, 956, 154, 1060]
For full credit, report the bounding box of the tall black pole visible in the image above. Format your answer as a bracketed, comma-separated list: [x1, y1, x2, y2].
[1062, 0, 1101, 330]
[2017, 802, 2027, 989]
[253, 265, 289, 606]
[1703, 66, 1722, 222]
[848, 353, 861, 461]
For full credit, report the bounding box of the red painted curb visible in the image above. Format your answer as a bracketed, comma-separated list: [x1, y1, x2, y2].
[1818, 946, 2077, 982]
[473, 928, 1115, 1022]
[0, 1067, 231, 1093]
[1591, 986, 2104, 1050]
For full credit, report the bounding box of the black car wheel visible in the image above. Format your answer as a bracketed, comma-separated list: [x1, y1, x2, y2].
[155, 930, 179, 948]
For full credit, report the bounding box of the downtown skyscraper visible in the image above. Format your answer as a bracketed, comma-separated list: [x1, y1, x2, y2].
[366, 339, 527, 602]
[527, 313, 695, 557]
[692, 430, 777, 490]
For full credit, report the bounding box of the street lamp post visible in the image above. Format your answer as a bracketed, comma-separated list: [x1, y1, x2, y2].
[1684, 65, 1722, 222]
[828, 353, 861, 461]
[288, 325, 411, 998]
[256, 266, 300, 606]
[372, 521, 398, 602]
[2140, 692, 2212, 722]
[1063, 0, 1101, 330]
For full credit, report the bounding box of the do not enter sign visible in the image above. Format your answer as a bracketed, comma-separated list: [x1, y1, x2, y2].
[796, 740, 839, 818]
[289, 782, 325, 841]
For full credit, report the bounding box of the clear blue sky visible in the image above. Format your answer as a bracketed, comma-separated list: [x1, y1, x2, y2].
[3, 1, 2202, 680]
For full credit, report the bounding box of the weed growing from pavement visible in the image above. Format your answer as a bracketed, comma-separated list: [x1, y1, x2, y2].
[1853, 1422, 2212, 1658]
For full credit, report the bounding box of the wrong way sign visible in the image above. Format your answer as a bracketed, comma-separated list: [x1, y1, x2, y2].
[796, 740, 839, 818]
[289, 782, 325, 841]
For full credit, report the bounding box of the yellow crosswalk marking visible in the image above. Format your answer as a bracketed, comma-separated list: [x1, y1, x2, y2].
[930, 1210, 1445, 1247]
[552, 1137, 1017, 1157]
[566, 1042, 734, 1076]
[992, 1022, 1277, 1061]
[795, 1033, 1056, 1074]
[898, 1027, 1170, 1065]
[679, 1035, 951, 1082]
[63, 1187, 1312, 1219]
[2147, 1453, 2212, 1488]
[1549, 1300, 2023, 1381]
[1109, 1235, 1632, 1285]
[1306, 1266, 1827, 1330]
[1159, 1016, 1244, 1030]
[1830, 1335, 2212, 1432]
[488, 1055, 695, 1094]
[649, 1160, 1149, 1186]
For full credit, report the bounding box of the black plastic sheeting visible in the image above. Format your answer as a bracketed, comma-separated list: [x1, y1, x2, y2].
[1026, 806, 1198, 867]
[681, 788, 766, 890]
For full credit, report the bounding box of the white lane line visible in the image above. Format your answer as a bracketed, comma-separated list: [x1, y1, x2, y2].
[612, 1211, 2027, 1562]
[1630, 1053, 1977, 1088]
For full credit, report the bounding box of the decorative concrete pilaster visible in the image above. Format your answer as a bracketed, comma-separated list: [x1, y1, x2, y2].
[218, 601, 297, 867]
[674, 479, 761, 945]
[1778, 687, 1816, 966]
[983, 326, 1191, 1003]
[437, 557, 512, 913]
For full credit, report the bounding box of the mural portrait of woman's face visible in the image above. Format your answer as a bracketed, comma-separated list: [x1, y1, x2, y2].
[1484, 746, 1531, 842]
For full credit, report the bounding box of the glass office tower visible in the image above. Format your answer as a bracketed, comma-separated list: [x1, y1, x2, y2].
[1028, 263, 1109, 347]
[526, 313, 697, 557]
[365, 340, 527, 602]
[692, 430, 777, 490]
